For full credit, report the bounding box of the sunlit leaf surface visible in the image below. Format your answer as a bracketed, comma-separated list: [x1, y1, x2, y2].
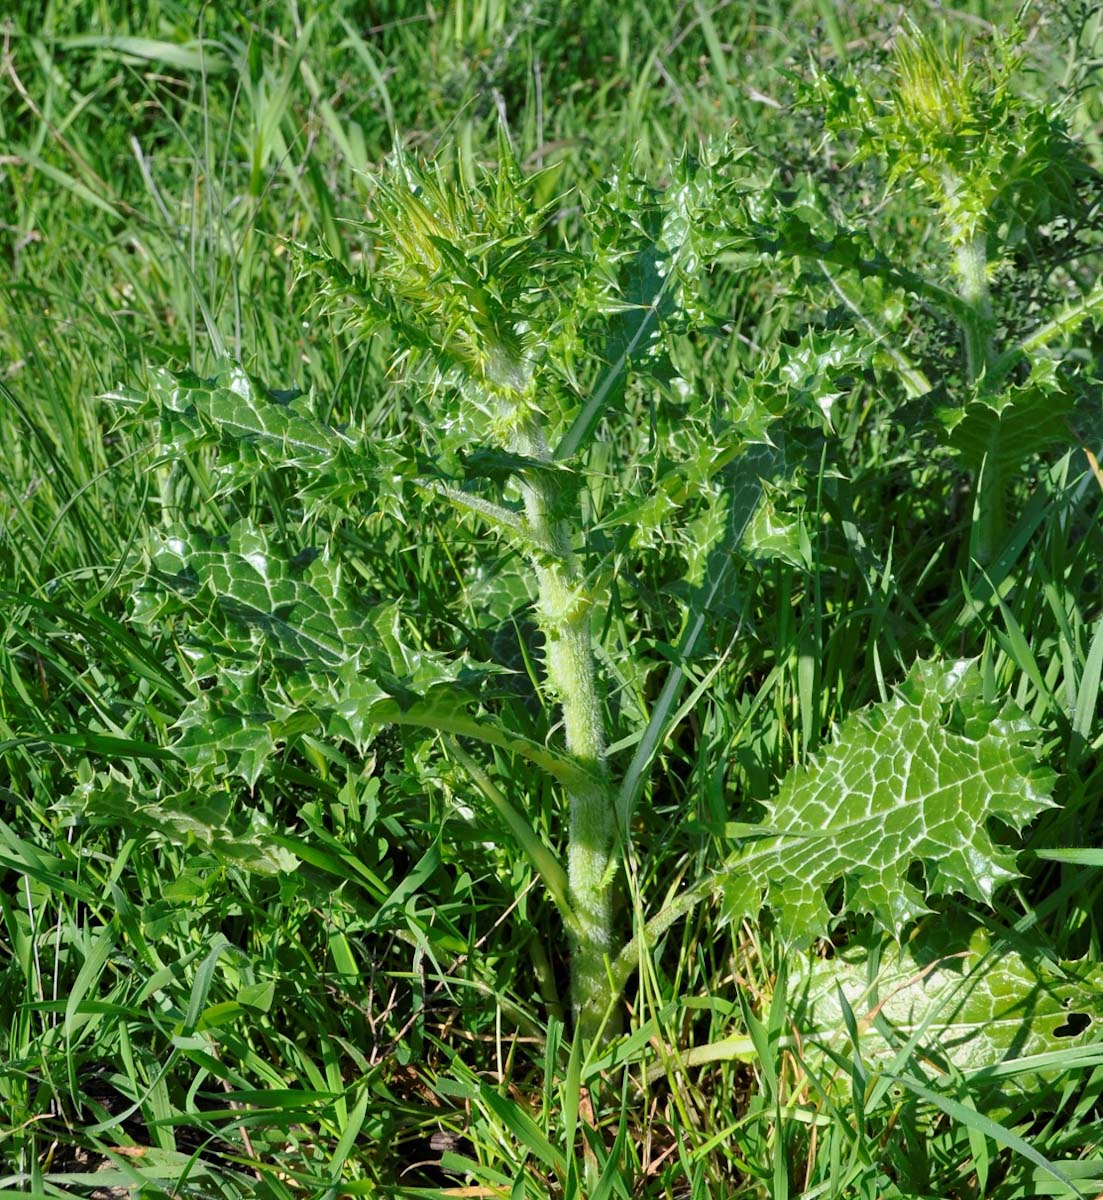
[718, 660, 1055, 941]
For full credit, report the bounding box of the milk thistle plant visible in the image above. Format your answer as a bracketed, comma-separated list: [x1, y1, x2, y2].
[808, 21, 1092, 563]
[344, 143, 619, 1030]
[104, 22, 1101, 1068]
[6, 6, 1103, 1196]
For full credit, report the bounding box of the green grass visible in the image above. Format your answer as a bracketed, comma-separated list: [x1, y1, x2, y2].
[2, 1, 1103, 1197]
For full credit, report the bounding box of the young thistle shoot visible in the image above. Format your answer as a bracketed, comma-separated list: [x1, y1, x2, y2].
[818, 22, 1087, 561]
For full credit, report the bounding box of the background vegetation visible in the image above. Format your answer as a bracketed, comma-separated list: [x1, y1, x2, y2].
[2, 1, 1102, 1197]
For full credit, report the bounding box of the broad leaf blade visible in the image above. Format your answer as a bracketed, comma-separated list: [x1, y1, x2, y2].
[145, 522, 370, 673]
[936, 360, 1073, 475]
[718, 659, 1056, 942]
[794, 924, 1102, 1092]
[142, 362, 350, 470]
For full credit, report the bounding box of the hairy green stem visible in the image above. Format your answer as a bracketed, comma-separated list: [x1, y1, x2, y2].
[954, 234, 992, 381]
[953, 230, 1003, 564]
[513, 421, 616, 1039]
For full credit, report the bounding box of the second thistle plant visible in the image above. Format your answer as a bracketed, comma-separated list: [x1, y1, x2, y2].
[814, 21, 1089, 562]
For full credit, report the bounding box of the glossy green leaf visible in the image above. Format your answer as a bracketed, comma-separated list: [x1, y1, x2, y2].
[937, 360, 1074, 475]
[141, 362, 351, 470]
[145, 521, 370, 668]
[63, 769, 298, 874]
[717, 659, 1055, 942]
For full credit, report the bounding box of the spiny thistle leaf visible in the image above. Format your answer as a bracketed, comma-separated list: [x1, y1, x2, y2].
[144, 521, 373, 673]
[717, 659, 1055, 942]
[174, 697, 286, 788]
[107, 361, 406, 520]
[63, 769, 298, 872]
[936, 358, 1074, 474]
[146, 362, 352, 470]
[138, 521, 504, 771]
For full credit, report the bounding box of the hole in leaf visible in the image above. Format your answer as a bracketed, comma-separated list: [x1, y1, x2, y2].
[1054, 1011, 1091, 1038]
[826, 880, 846, 918]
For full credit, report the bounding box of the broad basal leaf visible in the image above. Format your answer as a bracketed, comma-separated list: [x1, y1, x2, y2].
[173, 695, 303, 789]
[718, 659, 1055, 942]
[793, 921, 1101, 1093]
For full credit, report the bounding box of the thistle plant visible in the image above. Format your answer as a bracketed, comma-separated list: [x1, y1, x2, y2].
[345, 144, 618, 1030]
[9, 6, 1103, 1194]
[808, 21, 1092, 562]
[96, 23, 1101, 1069]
